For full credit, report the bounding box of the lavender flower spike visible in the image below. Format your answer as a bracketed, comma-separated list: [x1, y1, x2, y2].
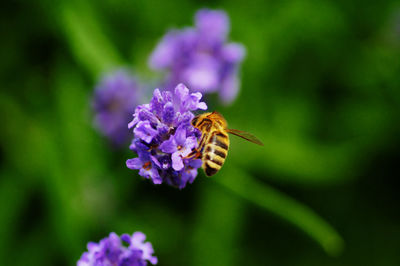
[149, 8, 245, 104]
[92, 70, 140, 145]
[126, 83, 207, 189]
[77, 231, 157, 266]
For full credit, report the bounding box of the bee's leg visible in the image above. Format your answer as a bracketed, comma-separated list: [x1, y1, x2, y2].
[185, 133, 207, 159]
[185, 144, 204, 159]
[185, 148, 202, 159]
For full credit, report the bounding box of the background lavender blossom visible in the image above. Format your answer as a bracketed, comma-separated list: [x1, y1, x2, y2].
[126, 83, 207, 189]
[78, 232, 157, 266]
[149, 9, 246, 104]
[92, 70, 140, 145]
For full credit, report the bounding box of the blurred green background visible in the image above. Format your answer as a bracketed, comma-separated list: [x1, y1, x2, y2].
[1, 0, 400, 265]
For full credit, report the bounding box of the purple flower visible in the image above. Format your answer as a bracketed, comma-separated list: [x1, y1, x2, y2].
[159, 126, 198, 171]
[149, 9, 246, 104]
[92, 70, 141, 145]
[77, 231, 157, 266]
[126, 84, 206, 189]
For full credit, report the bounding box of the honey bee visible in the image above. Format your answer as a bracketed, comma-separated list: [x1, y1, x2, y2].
[190, 111, 263, 176]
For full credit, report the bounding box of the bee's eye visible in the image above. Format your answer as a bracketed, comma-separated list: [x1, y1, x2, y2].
[191, 117, 199, 126]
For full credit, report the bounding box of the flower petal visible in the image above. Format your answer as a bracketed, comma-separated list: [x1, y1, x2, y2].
[174, 83, 189, 102]
[220, 73, 239, 104]
[222, 43, 246, 63]
[159, 136, 177, 153]
[131, 232, 146, 244]
[174, 126, 187, 145]
[126, 158, 143, 170]
[195, 9, 229, 42]
[190, 159, 203, 168]
[172, 152, 184, 171]
[197, 101, 207, 110]
[152, 175, 163, 184]
[134, 121, 158, 143]
[185, 136, 199, 150]
[121, 234, 131, 244]
[148, 31, 177, 70]
[162, 102, 175, 124]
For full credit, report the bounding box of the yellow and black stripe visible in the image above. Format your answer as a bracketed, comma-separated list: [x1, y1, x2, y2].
[202, 132, 229, 176]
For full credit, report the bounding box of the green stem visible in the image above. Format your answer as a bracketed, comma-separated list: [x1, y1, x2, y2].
[216, 166, 344, 256]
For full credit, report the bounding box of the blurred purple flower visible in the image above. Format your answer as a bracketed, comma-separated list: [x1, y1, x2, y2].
[92, 70, 140, 146]
[126, 83, 206, 189]
[149, 9, 246, 104]
[77, 231, 157, 266]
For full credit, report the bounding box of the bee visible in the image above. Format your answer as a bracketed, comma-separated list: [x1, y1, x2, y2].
[190, 111, 263, 176]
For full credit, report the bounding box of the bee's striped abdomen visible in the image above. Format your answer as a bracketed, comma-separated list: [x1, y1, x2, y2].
[202, 131, 229, 176]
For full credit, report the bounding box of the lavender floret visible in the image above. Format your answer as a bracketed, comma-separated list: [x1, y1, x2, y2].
[92, 70, 140, 145]
[126, 83, 206, 189]
[149, 9, 246, 104]
[77, 232, 157, 266]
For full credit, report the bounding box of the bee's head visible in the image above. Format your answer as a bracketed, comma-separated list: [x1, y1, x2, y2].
[191, 112, 212, 128]
[191, 116, 200, 127]
[208, 111, 227, 128]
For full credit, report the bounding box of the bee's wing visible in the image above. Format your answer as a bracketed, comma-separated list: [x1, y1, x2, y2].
[226, 129, 264, 146]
